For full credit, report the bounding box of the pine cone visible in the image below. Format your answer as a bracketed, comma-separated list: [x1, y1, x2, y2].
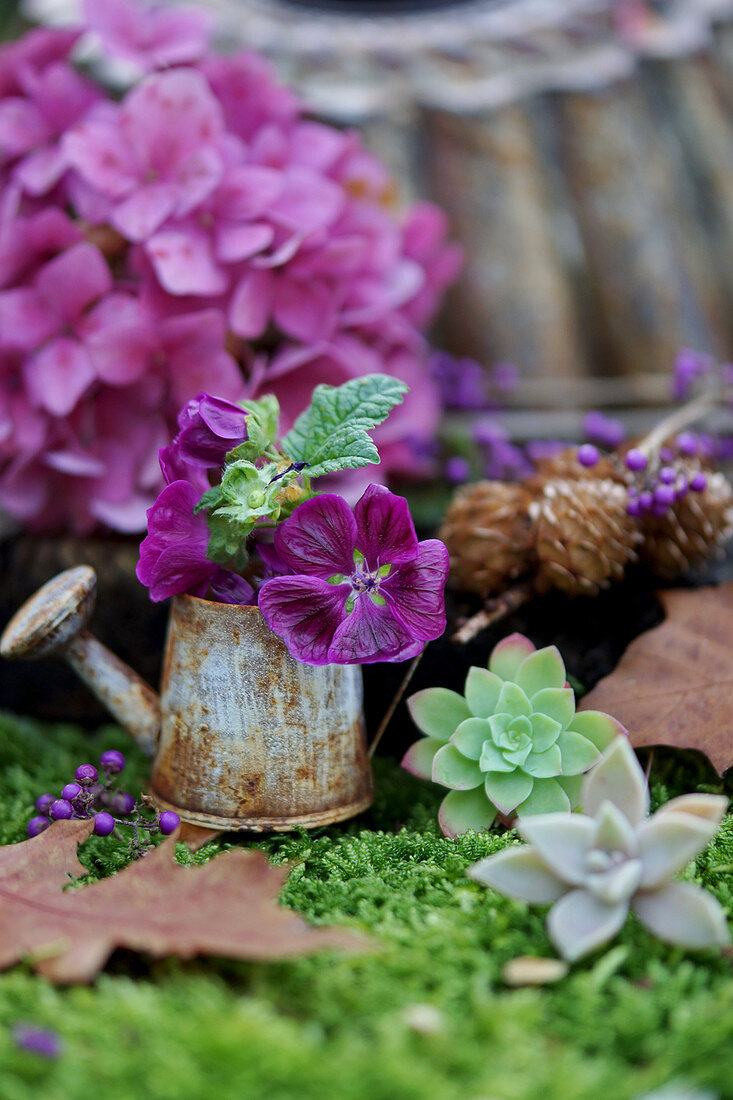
[439, 481, 535, 597]
[528, 446, 627, 492]
[640, 466, 733, 579]
[532, 478, 640, 596]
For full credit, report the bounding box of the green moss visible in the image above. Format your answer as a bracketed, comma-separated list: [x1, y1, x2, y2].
[0, 712, 731, 1100]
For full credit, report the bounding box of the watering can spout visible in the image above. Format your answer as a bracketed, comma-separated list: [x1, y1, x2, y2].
[0, 566, 161, 757]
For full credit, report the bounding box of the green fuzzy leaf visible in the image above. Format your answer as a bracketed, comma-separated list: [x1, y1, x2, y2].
[281, 374, 408, 479]
[194, 486, 224, 514]
[206, 512, 251, 570]
[226, 395, 281, 463]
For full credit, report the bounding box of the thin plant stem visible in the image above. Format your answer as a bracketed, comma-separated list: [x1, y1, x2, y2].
[368, 650, 424, 759]
[452, 583, 533, 645]
[636, 391, 718, 458]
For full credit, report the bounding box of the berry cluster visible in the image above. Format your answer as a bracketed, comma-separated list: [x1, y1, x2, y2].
[576, 435, 708, 519]
[28, 750, 179, 855]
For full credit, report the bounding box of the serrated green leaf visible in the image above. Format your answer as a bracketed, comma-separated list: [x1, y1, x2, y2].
[194, 486, 224, 514]
[281, 374, 408, 479]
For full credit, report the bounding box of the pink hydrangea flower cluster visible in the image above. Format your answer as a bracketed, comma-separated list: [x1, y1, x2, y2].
[0, 0, 461, 535]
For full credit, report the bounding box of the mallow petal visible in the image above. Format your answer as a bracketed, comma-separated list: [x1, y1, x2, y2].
[407, 687, 471, 742]
[401, 737, 444, 781]
[438, 789, 497, 838]
[489, 633, 535, 681]
[637, 812, 720, 889]
[582, 737, 649, 825]
[258, 575, 349, 665]
[631, 882, 730, 949]
[354, 482, 418, 567]
[432, 744, 483, 790]
[547, 889, 629, 961]
[327, 594, 419, 665]
[381, 539, 449, 640]
[273, 493, 357, 578]
[516, 646, 566, 697]
[464, 667, 503, 718]
[468, 846, 566, 904]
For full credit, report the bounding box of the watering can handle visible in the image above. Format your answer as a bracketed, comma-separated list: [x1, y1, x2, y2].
[0, 566, 160, 757]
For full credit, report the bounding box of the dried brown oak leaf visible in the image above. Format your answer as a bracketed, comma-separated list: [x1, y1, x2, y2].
[0, 819, 367, 983]
[580, 583, 733, 775]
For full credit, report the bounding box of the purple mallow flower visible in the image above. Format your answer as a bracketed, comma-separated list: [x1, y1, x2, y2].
[174, 393, 249, 469]
[258, 485, 449, 666]
[136, 479, 253, 603]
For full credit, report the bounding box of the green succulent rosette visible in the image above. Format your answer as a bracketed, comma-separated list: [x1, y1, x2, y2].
[401, 633, 627, 838]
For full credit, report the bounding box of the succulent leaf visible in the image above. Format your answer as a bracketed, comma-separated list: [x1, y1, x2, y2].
[530, 688, 575, 729]
[517, 814, 596, 885]
[451, 718, 492, 761]
[631, 882, 730, 949]
[636, 812, 720, 890]
[523, 745, 563, 779]
[484, 770, 534, 815]
[488, 633, 535, 681]
[407, 688, 471, 741]
[528, 713, 562, 753]
[566, 711, 624, 751]
[464, 667, 503, 717]
[516, 646, 566, 697]
[582, 737, 648, 825]
[401, 738, 444, 781]
[439, 789, 497, 838]
[496, 681, 533, 718]
[547, 889, 628, 962]
[432, 745, 483, 790]
[556, 731, 600, 775]
[517, 778, 571, 815]
[468, 846, 565, 905]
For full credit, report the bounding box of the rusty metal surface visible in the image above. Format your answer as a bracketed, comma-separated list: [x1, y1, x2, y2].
[0, 566, 97, 660]
[152, 595, 373, 830]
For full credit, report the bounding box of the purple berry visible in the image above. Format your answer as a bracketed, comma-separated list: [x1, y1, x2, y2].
[577, 444, 600, 468]
[652, 500, 671, 517]
[675, 432, 698, 457]
[625, 448, 648, 472]
[690, 472, 707, 492]
[62, 782, 82, 802]
[35, 793, 54, 816]
[49, 799, 74, 821]
[658, 466, 676, 484]
[626, 498, 641, 517]
[75, 764, 98, 787]
[100, 750, 126, 774]
[104, 790, 136, 816]
[653, 484, 676, 507]
[444, 456, 470, 485]
[638, 491, 654, 512]
[659, 447, 674, 464]
[158, 811, 180, 836]
[93, 812, 115, 837]
[28, 816, 51, 837]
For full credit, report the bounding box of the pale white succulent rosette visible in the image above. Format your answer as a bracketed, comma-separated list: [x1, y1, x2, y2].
[469, 738, 730, 961]
[402, 633, 626, 838]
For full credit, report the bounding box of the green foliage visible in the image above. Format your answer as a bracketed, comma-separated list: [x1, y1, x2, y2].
[282, 375, 408, 479]
[0, 712, 731, 1100]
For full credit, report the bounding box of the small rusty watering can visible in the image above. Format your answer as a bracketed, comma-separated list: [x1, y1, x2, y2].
[1, 567, 374, 831]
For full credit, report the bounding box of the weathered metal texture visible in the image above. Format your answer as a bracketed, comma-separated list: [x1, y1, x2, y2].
[152, 595, 373, 831]
[0, 566, 161, 756]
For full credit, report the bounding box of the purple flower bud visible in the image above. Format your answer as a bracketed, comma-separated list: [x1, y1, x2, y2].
[93, 812, 115, 837]
[176, 393, 249, 468]
[625, 448, 648, 472]
[638, 491, 654, 512]
[49, 799, 74, 821]
[675, 432, 698, 457]
[658, 466, 676, 484]
[100, 749, 126, 774]
[653, 484, 676, 507]
[158, 811, 181, 835]
[12, 1025, 63, 1059]
[577, 444, 600, 468]
[35, 793, 54, 816]
[444, 456, 470, 484]
[28, 816, 51, 837]
[62, 782, 82, 802]
[75, 764, 98, 787]
[690, 472, 707, 492]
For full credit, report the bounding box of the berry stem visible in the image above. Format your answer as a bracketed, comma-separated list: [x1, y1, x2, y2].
[636, 391, 718, 459]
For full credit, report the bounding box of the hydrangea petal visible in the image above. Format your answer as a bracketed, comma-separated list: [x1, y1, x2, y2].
[556, 731, 600, 776]
[26, 338, 95, 416]
[354, 483, 418, 567]
[631, 882, 730, 949]
[327, 594, 419, 665]
[547, 889, 629, 961]
[147, 227, 228, 296]
[489, 633, 535, 681]
[568, 711, 627, 751]
[0, 287, 58, 350]
[468, 846, 565, 904]
[112, 181, 177, 241]
[36, 242, 111, 323]
[432, 744, 483, 790]
[517, 814, 596, 885]
[464, 667, 502, 718]
[496, 682, 532, 719]
[516, 778, 571, 816]
[637, 812, 720, 890]
[516, 646, 566, 697]
[401, 737, 444, 781]
[484, 770, 534, 815]
[450, 717, 491, 761]
[228, 269, 274, 339]
[273, 493, 357, 578]
[407, 688, 471, 742]
[258, 575, 349, 665]
[529, 713, 562, 753]
[530, 688, 575, 729]
[582, 738, 649, 825]
[381, 540, 448, 640]
[523, 745, 563, 779]
[438, 789, 497, 838]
